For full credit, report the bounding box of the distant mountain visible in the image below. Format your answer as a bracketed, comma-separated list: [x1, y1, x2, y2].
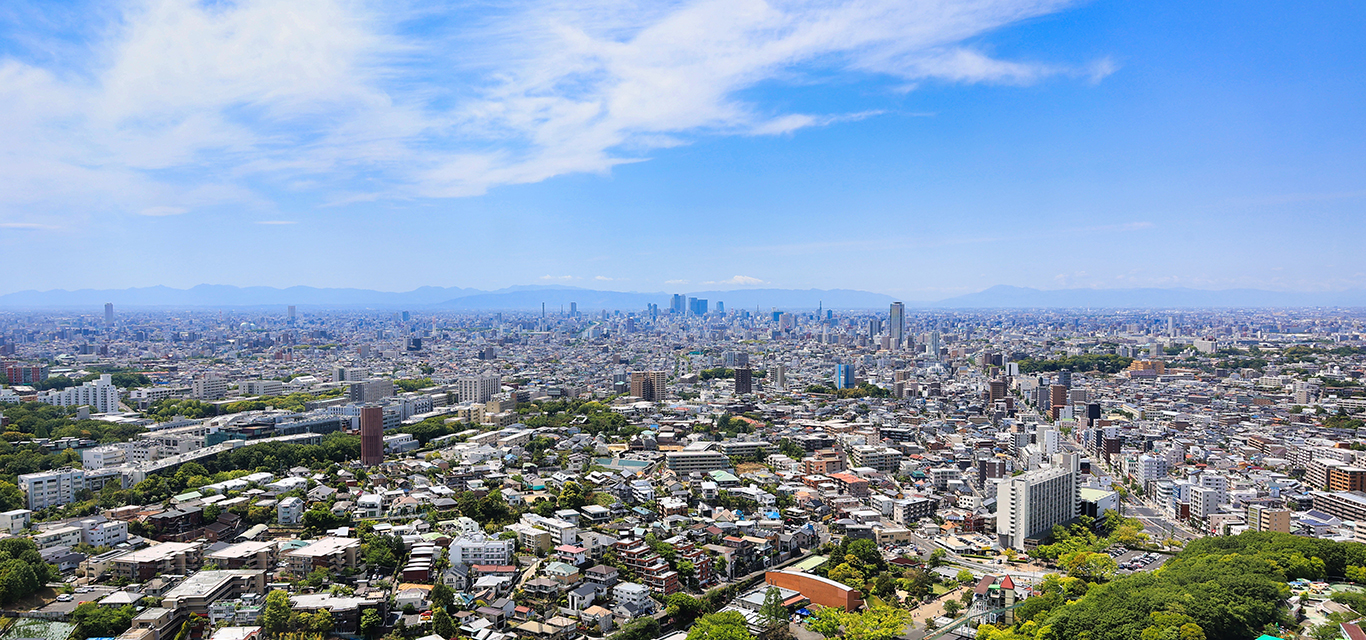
[0, 284, 483, 308]
[928, 285, 1366, 308]
[437, 287, 896, 310]
[2, 283, 1361, 310]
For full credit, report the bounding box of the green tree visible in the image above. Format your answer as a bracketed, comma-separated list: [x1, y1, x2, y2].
[432, 607, 455, 638]
[687, 611, 756, 640]
[758, 587, 788, 630]
[310, 609, 335, 634]
[928, 548, 947, 568]
[956, 569, 975, 585]
[807, 607, 845, 638]
[72, 602, 137, 639]
[430, 583, 454, 609]
[842, 606, 912, 640]
[667, 593, 705, 626]
[827, 563, 864, 588]
[611, 617, 662, 640]
[359, 608, 382, 639]
[942, 599, 962, 618]
[261, 590, 292, 635]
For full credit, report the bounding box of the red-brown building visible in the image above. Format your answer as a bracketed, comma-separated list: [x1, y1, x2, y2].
[360, 405, 384, 466]
[764, 570, 862, 611]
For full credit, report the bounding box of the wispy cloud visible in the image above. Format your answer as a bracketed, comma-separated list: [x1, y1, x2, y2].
[254, 220, 298, 225]
[664, 279, 690, 285]
[0, 222, 58, 230]
[540, 274, 577, 281]
[139, 206, 188, 217]
[594, 276, 615, 281]
[0, 0, 1102, 221]
[704, 275, 766, 286]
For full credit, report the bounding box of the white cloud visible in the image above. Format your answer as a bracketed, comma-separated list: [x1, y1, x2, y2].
[0, 0, 1101, 221]
[540, 274, 577, 281]
[664, 279, 690, 285]
[255, 220, 298, 225]
[139, 206, 188, 217]
[705, 275, 766, 285]
[594, 276, 615, 281]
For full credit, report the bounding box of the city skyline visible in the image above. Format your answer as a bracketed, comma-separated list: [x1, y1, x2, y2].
[2, 1, 1364, 298]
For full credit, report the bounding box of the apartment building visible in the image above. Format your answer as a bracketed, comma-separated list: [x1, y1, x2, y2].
[18, 468, 85, 510]
[207, 541, 277, 570]
[996, 454, 1080, 550]
[448, 535, 516, 567]
[665, 451, 730, 473]
[849, 445, 903, 473]
[287, 536, 361, 574]
[113, 541, 204, 581]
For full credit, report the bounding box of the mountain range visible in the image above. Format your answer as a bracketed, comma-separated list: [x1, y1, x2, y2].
[0, 284, 1362, 310]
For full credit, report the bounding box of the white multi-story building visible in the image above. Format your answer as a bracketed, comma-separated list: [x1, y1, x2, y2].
[277, 497, 304, 525]
[82, 445, 128, 470]
[0, 509, 32, 534]
[37, 374, 120, 413]
[1135, 454, 1169, 483]
[192, 375, 228, 401]
[33, 525, 82, 550]
[80, 517, 129, 547]
[456, 375, 502, 404]
[850, 445, 903, 473]
[18, 468, 86, 510]
[448, 535, 516, 566]
[996, 453, 1080, 550]
[242, 380, 284, 396]
[1189, 486, 1221, 520]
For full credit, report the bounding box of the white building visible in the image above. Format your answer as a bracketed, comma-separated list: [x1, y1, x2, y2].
[448, 535, 516, 566]
[242, 380, 284, 396]
[996, 453, 1080, 550]
[18, 468, 86, 510]
[83, 445, 128, 470]
[277, 497, 304, 525]
[192, 376, 229, 401]
[456, 375, 502, 404]
[37, 374, 120, 413]
[0, 509, 32, 534]
[80, 518, 129, 547]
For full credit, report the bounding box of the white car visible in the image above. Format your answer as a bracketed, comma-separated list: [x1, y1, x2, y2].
[56, 594, 73, 602]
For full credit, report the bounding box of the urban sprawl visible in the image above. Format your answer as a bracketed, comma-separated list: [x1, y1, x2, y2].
[0, 299, 1364, 640]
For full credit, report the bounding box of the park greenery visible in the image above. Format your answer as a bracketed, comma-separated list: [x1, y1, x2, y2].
[974, 531, 1359, 640]
[803, 382, 892, 399]
[144, 388, 345, 421]
[1015, 354, 1134, 375]
[0, 537, 61, 604]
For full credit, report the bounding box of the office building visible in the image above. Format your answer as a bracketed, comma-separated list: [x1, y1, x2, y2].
[18, 468, 86, 510]
[771, 364, 786, 390]
[192, 375, 228, 401]
[241, 380, 283, 397]
[360, 406, 384, 466]
[888, 302, 904, 349]
[734, 367, 752, 395]
[348, 378, 394, 404]
[104, 303, 114, 324]
[670, 294, 685, 314]
[996, 453, 1080, 549]
[630, 371, 668, 402]
[333, 367, 369, 383]
[37, 374, 120, 413]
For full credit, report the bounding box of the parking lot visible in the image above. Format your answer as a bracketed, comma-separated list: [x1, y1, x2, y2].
[1112, 549, 1170, 573]
[36, 586, 118, 615]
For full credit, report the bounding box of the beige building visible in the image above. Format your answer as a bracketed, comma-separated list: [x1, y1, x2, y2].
[286, 536, 361, 574]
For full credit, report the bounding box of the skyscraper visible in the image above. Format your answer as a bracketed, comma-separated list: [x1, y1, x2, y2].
[287, 305, 296, 322]
[888, 302, 904, 349]
[104, 303, 114, 325]
[834, 363, 856, 389]
[671, 294, 686, 314]
[360, 405, 384, 466]
[771, 364, 787, 390]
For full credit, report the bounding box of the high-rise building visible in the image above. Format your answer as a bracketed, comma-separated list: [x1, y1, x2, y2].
[104, 303, 114, 325]
[671, 294, 685, 314]
[888, 302, 904, 349]
[772, 364, 786, 390]
[834, 363, 856, 390]
[287, 305, 296, 322]
[569, 302, 578, 316]
[734, 367, 752, 395]
[1247, 504, 1291, 533]
[630, 371, 668, 401]
[928, 331, 941, 361]
[457, 375, 501, 404]
[996, 453, 1080, 549]
[689, 298, 708, 316]
[360, 406, 384, 466]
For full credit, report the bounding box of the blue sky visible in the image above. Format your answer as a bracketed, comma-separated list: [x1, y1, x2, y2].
[0, 0, 1363, 300]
